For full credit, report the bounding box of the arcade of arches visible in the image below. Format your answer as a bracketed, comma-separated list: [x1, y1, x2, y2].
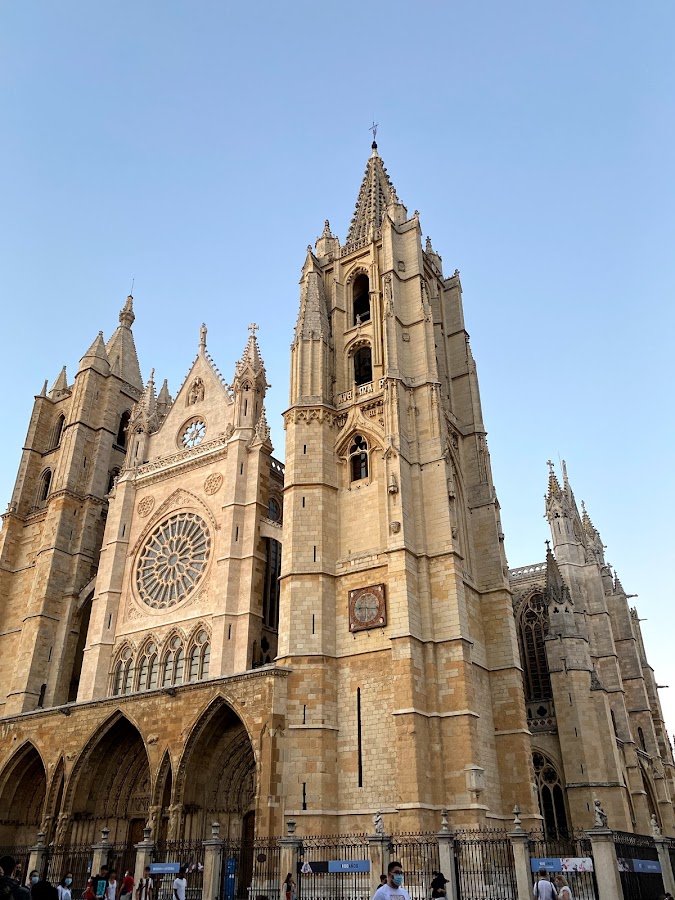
[0, 676, 283, 849]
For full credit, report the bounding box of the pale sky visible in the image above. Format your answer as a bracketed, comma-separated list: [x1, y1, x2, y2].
[1, 2, 674, 727]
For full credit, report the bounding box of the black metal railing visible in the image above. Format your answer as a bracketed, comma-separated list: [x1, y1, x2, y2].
[614, 831, 664, 900]
[45, 844, 94, 896]
[389, 834, 441, 900]
[529, 831, 598, 900]
[0, 845, 33, 883]
[154, 840, 205, 900]
[454, 829, 517, 900]
[220, 839, 281, 900]
[297, 835, 370, 900]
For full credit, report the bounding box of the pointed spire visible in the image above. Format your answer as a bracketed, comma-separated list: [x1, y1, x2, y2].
[130, 368, 158, 433]
[546, 459, 562, 500]
[49, 366, 69, 400]
[235, 324, 266, 379]
[156, 378, 172, 422]
[119, 294, 135, 328]
[314, 219, 340, 259]
[346, 145, 401, 247]
[39, 379, 48, 397]
[254, 405, 271, 444]
[295, 261, 330, 344]
[78, 331, 110, 375]
[106, 293, 143, 391]
[614, 572, 625, 595]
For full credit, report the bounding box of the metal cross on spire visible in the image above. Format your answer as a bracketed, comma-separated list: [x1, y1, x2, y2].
[546, 459, 555, 475]
[369, 121, 378, 142]
[248, 323, 259, 337]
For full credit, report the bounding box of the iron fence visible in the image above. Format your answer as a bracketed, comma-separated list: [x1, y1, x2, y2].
[218, 838, 281, 900]
[454, 830, 517, 900]
[108, 842, 138, 884]
[297, 835, 370, 900]
[389, 834, 440, 900]
[613, 831, 664, 900]
[529, 831, 597, 900]
[154, 840, 205, 900]
[0, 845, 33, 883]
[45, 844, 94, 895]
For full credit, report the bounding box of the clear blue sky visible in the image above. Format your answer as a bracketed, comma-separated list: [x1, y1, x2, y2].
[2, 2, 674, 726]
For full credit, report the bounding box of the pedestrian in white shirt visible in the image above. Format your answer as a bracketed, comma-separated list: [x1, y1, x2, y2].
[533, 870, 557, 900]
[172, 869, 187, 900]
[105, 871, 118, 900]
[372, 862, 410, 900]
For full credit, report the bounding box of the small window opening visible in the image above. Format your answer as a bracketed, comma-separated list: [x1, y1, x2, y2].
[638, 726, 647, 752]
[37, 684, 47, 709]
[302, 496, 305, 508]
[353, 274, 371, 325]
[357, 687, 363, 787]
[107, 468, 120, 493]
[51, 414, 65, 449]
[349, 435, 369, 482]
[116, 411, 131, 449]
[353, 346, 373, 386]
[38, 469, 52, 504]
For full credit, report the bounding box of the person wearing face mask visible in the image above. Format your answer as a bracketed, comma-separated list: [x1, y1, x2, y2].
[57, 874, 73, 900]
[28, 874, 40, 890]
[372, 861, 410, 900]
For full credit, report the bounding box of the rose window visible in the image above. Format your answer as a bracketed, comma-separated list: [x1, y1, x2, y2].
[136, 512, 211, 609]
[181, 419, 207, 448]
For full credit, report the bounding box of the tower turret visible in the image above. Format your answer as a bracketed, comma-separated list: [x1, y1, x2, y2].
[232, 324, 267, 430]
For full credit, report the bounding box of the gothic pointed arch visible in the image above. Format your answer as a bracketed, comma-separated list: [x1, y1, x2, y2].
[65, 711, 150, 845]
[43, 756, 65, 841]
[149, 750, 173, 844]
[532, 750, 570, 838]
[515, 588, 552, 704]
[174, 696, 256, 838]
[0, 741, 47, 845]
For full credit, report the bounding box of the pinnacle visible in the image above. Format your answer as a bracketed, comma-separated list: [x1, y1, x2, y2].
[346, 148, 400, 247]
[119, 294, 135, 328]
[49, 366, 68, 398]
[546, 460, 562, 499]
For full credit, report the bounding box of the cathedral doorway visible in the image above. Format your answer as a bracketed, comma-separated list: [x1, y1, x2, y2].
[0, 742, 46, 847]
[66, 714, 150, 846]
[176, 698, 256, 841]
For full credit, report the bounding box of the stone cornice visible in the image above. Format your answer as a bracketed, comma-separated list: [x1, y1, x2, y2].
[127, 435, 230, 486]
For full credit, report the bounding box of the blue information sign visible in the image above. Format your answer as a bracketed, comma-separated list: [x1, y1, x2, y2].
[618, 858, 662, 874]
[530, 859, 562, 873]
[149, 864, 180, 875]
[224, 856, 237, 900]
[328, 860, 370, 873]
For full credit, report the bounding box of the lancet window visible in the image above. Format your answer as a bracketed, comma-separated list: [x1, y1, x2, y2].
[116, 410, 131, 449]
[349, 435, 369, 482]
[187, 629, 211, 682]
[37, 470, 52, 505]
[353, 273, 371, 325]
[353, 346, 372, 386]
[532, 751, 569, 837]
[516, 591, 552, 702]
[51, 415, 65, 449]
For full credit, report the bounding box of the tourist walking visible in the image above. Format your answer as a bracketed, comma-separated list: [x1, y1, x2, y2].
[0, 856, 31, 900]
[135, 868, 152, 900]
[82, 878, 96, 900]
[534, 869, 557, 900]
[172, 869, 187, 900]
[118, 873, 133, 900]
[430, 871, 448, 898]
[283, 873, 295, 900]
[372, 861, 410, 900]
[92, 867, 108, 900]
[105, 872, 117, 900]
[57, 874, 73, 900]
[553, 876, 571, 900]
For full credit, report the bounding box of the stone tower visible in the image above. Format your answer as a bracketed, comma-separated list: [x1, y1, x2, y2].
[0, 296, 144, 714]
[277, 142, 538, 831]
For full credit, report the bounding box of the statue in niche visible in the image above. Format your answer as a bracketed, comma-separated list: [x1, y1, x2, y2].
[188, 378, 205, 405]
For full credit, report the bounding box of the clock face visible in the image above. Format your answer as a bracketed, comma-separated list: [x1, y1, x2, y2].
[354, 592, 379, 624]
[348, 583, 386, 632]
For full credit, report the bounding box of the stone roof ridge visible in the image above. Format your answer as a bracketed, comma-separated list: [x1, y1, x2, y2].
[346, 143, 400, 247]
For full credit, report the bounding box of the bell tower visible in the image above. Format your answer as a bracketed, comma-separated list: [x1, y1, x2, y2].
[277, 142, 537, 831]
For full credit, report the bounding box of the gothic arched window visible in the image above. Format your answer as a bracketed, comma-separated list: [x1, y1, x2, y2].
[111, 646, 133, 696]
[137, 643, 158, 691]
[262, 538, 282, 630]
[353, 346, 372, 386]
[517, 592, 552, 702]
[353, 273, 371, 325]
[638, 726, 647, 752]
[51, 414, 65, 449]
[349, 435, 369, 483]
[38, 469, 52, 505]
[532, 752, 569, 838]
[162, 636, 185, 687]
[187, 629, 211, 682]
[116, 410, 131, 449]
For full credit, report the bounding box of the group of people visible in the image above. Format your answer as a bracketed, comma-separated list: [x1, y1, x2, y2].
[534, 869, 573, 900]
[0, 860, 155, 900]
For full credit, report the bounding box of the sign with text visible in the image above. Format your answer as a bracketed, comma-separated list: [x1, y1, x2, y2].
[328, 861, 370, 873]
[530, 859, 594, 873]
[617, 858, 662, 874]
[149, 864, 180, 875]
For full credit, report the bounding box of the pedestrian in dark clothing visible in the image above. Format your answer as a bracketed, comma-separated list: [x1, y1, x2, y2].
[0, 857, 31, 900]
[430, 872, 448, 898]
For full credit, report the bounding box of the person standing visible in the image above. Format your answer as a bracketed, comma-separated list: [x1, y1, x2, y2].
[93, 867, 108, 900]
[56, 874, 72, 900]
[553, 875, 571, 900]
[372, 861, 410, 900]
[172, 869, 187, 900]
[118, 873, 133, 900]
[135, 868, 152, 900]
[430, 871, 448, 898]
[282, 874, 295, 900]
[105, 872, 117, 900]
[533, 870, 557, 900]
[0, 856, 31, 900]
[82, 878, 96, 900]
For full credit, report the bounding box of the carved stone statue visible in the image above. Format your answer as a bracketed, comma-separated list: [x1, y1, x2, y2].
[373, 811, 384, 835]
[593, 798, 608, 828]
[651, 813, 661, 837]
[188, 378, 205, 405]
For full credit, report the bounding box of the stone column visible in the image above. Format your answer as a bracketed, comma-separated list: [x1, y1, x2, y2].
[91, 828, 111, 881]
[202, 822, 224, 900]
[367, 834, 391, 898]
[133, 827, 155, 884]
[436, 817, 458, 900]
[587, 828, 622, 900]
[27, 832, 48, 880]
[653, 837, 675, 896]
[278, 823, 302, 900]
[508, 828, 532, 900]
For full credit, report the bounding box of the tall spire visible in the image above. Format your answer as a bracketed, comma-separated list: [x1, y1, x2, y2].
[106, 293, 143, 391]
[49, 366, 69, 400]
[130, 369, 158, 433]
[235, 323, 266, 382]
[156, 378, 172, 422]
[78, 331, 110, 376]
[346, 143, 401, 247]
[294, 252, 330, 343]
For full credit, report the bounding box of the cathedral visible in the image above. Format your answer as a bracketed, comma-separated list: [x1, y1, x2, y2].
[0, 141, 673, 854]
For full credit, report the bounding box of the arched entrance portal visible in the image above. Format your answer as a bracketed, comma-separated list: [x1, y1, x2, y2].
[177, 699, 256, 841]
[67, 714, 150, 847]
[0, 743, 46, 846]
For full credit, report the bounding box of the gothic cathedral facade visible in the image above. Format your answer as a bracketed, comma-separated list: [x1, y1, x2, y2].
[0, 143, 672, 849]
